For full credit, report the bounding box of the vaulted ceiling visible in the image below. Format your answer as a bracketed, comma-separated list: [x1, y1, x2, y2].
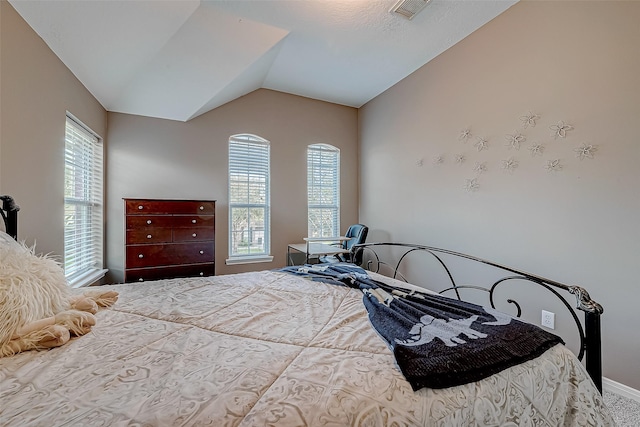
[9, 0, 516, 122]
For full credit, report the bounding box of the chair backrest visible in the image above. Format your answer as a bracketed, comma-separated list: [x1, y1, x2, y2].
[343, 224, 368, 251]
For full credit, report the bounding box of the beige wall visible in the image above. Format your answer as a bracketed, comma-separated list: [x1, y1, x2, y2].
[0, 1, 107, 254]
[359, 1, 640, 389]
[106, 89, 358, 281]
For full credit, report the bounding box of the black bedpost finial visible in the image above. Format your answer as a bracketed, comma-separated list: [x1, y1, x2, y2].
[0, 195, 20, 240]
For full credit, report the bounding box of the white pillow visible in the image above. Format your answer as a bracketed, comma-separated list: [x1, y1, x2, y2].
[0, 231, 23, 251]
[0, 237, 71, 347]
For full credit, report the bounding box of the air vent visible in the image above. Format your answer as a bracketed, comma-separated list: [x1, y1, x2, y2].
[390, 0, 431, 20]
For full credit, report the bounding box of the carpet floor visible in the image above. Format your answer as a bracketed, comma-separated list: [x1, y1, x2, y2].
[603, 390, 640, 426]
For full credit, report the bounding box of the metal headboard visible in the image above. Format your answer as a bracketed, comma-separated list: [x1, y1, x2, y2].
[0, 195, 20, 240]
[351, 242, 603, 392]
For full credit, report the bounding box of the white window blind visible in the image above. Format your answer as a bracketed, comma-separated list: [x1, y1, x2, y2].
[64, 115, 104, 285]
[307, 143, 340, 238]
[228, 134, 270, 258]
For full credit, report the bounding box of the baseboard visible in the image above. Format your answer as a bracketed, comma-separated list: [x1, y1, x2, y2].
[603, 377, 640, 403]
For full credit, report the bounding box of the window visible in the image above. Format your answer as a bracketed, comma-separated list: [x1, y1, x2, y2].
[227, 134, 272, 264]
[307, 143, 340, 238]
[64, 114, 105, 287]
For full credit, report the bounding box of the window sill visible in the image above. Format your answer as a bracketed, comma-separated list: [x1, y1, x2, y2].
[226, 255, 274, 266]
[68, 268, 109, 288]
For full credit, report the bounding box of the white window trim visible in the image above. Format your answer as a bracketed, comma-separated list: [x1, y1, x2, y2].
[228, 134, 271, 260]
[225, 255, 274, 266]
[68, 268, 108, 288]
[64, 113, 107, 285]
[307, 143, 340, 238]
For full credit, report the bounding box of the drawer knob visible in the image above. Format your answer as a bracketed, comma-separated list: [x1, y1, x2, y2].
[199, 272, 204, 276]
[192, 233, 197, 238]
[138, 205, 144, 210]
[199, 250, 204, 255]
[192, 219, 197, 224]
[138, 278, 144, 282]
[147, 220, 152, 225]
[199, 206, 204, 210]
[138, 254, 144, 258]
[147, 234, 152, 239]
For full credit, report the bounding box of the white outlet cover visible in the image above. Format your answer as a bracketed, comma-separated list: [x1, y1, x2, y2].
[541, 310, 555, 329]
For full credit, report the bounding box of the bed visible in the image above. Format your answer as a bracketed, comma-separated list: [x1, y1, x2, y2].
[0, 197, 614, 426]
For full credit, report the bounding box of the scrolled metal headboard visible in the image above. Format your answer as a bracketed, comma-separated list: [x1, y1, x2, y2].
[351, 242, 603, 392]
[0, 195, 20, 240]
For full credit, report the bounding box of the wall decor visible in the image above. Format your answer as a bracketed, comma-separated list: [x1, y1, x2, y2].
[474, 162, 488, 175]
[520, 111, 540, 128]
[528, 143, 545, 157]
[474, 137, 489, 152]
[415, 158, 424, 167]
[501, 157, 519, 174]
[450, 110, 597, 193]
[574, 143, 598, 160]
[545, 159, 563, 172]
[459, 128, 472, 142]
[464, 178, 480, 192]
[433, 155, 445, 165]
[550, 121, 573, 139]
[505, 131, 526, 150]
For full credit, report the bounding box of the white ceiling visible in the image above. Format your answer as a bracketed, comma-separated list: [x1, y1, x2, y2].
[9, 0, 516, 122]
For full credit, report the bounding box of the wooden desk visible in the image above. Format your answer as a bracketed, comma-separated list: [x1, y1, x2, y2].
[287, 237, 351, 265]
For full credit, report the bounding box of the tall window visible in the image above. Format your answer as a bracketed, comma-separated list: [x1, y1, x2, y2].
[64, 114, 104, 286]
[307, 143, 340, 238]
[228, 134, 270, 260]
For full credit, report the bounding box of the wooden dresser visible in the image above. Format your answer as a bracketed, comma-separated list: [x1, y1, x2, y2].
[124, 198, 215, 283]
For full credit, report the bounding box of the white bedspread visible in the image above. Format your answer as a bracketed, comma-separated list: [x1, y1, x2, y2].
[0, 271, 614, 426]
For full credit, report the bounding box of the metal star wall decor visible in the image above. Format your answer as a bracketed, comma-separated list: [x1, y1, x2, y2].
[528, 143, 545, 157]
[459, 128, 472, 143]
[545, 159, 563, 172]
[505, 132, 526, 150]
[447, 112, 596, 190]
[474, 137, 489, 152]
[574, 143, 598, 160]
[520, 111, 540, 129]
[474, 162, 488, 175]
[550, 121, 573, 139]
[501, 157, 519, 174]
[464, 178, 480, 192]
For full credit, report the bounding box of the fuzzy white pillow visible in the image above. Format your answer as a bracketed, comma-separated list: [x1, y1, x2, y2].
[0, 230, 22, 250]
[0, 240, 71, 348]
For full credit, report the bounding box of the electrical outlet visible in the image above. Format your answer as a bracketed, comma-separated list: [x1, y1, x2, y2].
[541, 310, 555, 329]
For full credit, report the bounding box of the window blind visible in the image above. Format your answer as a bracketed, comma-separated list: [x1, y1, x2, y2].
[64, 115, 104, 284]
[307, 143, 340, 238]
[228, 135, 270, 257]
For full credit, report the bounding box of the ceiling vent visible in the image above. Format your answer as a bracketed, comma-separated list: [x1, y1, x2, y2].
[390, 0, 431, 20]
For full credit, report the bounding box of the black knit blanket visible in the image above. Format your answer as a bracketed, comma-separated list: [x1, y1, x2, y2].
[278, 264, 564, 390]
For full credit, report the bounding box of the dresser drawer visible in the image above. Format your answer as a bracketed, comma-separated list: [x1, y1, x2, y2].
[126, 215, 215, 229]
[173, 227, 215, 242]
[171, 215, 215, 228]
[125, 263, 215, 283]
[126, 228, 172, 244]
[126, 199, 215, 215]
[126, 242, 214, 268]
[126, 216, 175, 229]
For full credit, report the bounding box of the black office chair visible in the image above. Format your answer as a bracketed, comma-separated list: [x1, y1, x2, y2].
[319, 223, 368, 264]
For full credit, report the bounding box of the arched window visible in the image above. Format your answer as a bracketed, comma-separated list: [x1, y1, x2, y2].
[228, 134, 271, 261]
[307, 143, 340, 238]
